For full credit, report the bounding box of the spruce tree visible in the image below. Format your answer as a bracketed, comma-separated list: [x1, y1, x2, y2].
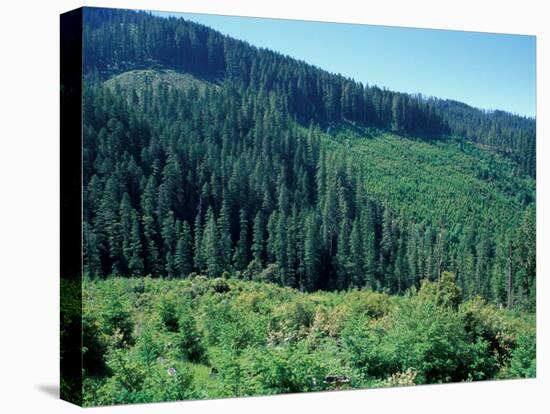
[101, 176, 123, 275]
[141, 176, 161, 276]
[233, 209, 249, 271]
[161, 211, 177, 278]
[119, 192, 133, 273]
[127, 210, 144, 276]
[217, 202, 232, 271]
[251, 212, 264, 265]
[203, 207, 221, 278]
[349, 218, 363, 288]
[360, 204, 376, 290]
[83, 221, 102, 277]
[175, 221, 193, 277]
[193, 211, 205, 274]
[303, 212, 320, 291]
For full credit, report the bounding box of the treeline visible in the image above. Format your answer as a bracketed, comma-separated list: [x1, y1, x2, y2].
[83, 7, 536, 177]
[82, 79, 535, 309]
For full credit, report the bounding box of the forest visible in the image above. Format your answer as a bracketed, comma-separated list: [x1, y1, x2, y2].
[67, 7, 537, 405]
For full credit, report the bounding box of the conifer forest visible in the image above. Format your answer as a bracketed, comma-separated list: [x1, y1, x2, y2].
[62, 8, 536, 406]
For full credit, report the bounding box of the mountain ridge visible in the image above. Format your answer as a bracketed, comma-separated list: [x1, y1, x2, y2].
[83, 7, 535, 177]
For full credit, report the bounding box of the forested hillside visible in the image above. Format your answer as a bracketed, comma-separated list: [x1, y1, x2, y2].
[81, 8, 536, 310]
[66, 7, 537, 406]
[83, 8, 536, 177]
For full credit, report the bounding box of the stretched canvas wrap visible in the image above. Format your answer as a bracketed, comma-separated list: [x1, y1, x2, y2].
[60, 7, 536, 407]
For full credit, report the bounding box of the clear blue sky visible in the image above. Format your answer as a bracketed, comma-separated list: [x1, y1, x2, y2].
[151, 10, 536, 117]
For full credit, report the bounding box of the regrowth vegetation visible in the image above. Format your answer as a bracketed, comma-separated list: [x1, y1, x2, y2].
[80, 275, 535, 406]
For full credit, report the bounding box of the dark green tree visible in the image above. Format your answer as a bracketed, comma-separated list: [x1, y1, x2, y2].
[175, 221, 193, 277]
[233, 209, 249, 271]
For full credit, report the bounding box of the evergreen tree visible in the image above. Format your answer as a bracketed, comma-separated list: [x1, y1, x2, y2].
[360, 204, 376, 290]
[379, 208, 394, 286]
[193, 210, 205, 273]
[83, 221, 102, 277]
[285, 209, 299, 288]
[266, 211, 279, 264]
[141, 176, 161, 276]
[161, 211, 177, 277]
[251, 212, 264, 265]
[101, 176, 123, 275]
[349, 218, 363, 288]
[303, 212, 320, 291]
[217, 202, 232, 271]
[203, 207, 221, 278]
[119, 192, 133, 273]
[515, 207, 536, 310]
[127, 209, 144, 276]
[233, 209, 248, 271]
[79, 9, 536, 307]
[175, 221, 193, 277]
[335, 217, 351, 290]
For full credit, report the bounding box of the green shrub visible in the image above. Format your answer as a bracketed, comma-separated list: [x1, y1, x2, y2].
[309, 304, 351, 339]
[254, 263, 279, 283]
[386, 298, 464, 383]
[158, 295, 179, 332]
[276, 297, 316, 332]
[211, 277, 230, 294]
[82, 312, 110, 376]
[383, 368, 417, 387]
[102, 294, 134, 347]
[460, 297, 514, 358]
[508, 333, 536, 378]
[341, 313, 394, 382]
[345, 289, 395, 318]
[417, 271, 462, 310]
[247, 343, 329, 394]
[135, 328, 160, 369]
[91, 349, 195, 406]
[386, 280, 501, 383]
[176, 311, 207, 364]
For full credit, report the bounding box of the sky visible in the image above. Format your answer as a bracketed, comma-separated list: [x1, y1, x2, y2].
[151, 10, 536, 118]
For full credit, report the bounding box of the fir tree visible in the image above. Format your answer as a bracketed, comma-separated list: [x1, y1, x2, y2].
[175, 221, 193, 277]
[233, 209, 248, 271]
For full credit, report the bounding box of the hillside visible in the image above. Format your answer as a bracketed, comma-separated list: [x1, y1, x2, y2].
[83, 7, 535, 177]
[80, 8, 535, 309]
[80, 9, 535, 308]
[321, 124, 534, 229]
[64, 7, 538, 407]
[82, 80, 534, 305]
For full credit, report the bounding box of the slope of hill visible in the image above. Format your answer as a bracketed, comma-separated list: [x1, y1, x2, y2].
[83, 7, 536, 177]
[80, 7, 535, 308]
[65, 6, 537, 407]
[321, 123, 534, 229]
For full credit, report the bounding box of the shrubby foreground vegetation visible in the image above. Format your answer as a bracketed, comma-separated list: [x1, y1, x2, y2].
[80, 273, 535, 406]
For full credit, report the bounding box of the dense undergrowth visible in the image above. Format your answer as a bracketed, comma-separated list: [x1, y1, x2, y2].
[80, 273, 535, 406]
